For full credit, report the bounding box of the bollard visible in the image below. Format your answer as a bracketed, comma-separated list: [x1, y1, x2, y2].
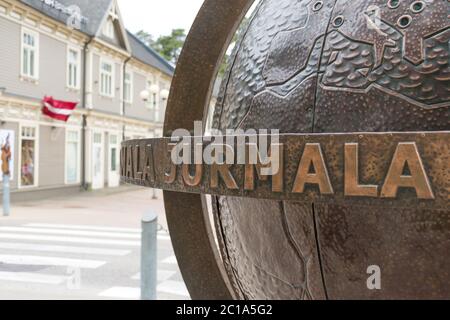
[141, 212, 158, 300]
[2, 174, 10, 217]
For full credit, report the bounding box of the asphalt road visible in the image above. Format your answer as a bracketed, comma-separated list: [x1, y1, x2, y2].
[0, 187, 190, 300]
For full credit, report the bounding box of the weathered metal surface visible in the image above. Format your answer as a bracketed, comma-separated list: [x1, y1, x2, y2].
[122, 0, 450, 300]
[121, 132, 449, 210]
[209, 0, 450, 300]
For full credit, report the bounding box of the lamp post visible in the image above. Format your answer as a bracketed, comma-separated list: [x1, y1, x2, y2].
[140, 86, 164, 200]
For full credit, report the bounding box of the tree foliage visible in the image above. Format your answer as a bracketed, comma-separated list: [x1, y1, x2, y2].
[135, 16, 248, 73]
[135, 29, 186, 64]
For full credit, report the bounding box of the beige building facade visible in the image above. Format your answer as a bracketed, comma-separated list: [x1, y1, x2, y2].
[0, 0, 173, 199]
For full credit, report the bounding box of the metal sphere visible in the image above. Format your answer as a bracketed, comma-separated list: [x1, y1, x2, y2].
[212, 0, 449, 299]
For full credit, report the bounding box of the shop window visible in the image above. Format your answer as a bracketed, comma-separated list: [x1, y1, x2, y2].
[20, 126, 37, 187]
[66, 130, 80, 184]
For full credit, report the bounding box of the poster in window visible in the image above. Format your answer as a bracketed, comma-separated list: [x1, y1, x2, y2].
[0, 130, 15, 179]
[21, 139, 35, 186]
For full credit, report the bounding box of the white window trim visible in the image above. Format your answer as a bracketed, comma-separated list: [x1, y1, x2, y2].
[103, 19, 114, 39]
[124, 71, 133, 104]
[145, 78, 155, 110]
[20, 26, 39, 80]
[66, 46, 81, 90]
[17, 123, 39, 189]
[64, 128, 82, 185]
[91, 130, 105, 189]
[99, 58, 115, 98]
[108, 133, 120, 173]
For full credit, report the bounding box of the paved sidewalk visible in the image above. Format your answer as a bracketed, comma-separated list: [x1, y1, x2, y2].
[0, 187, 190, 300]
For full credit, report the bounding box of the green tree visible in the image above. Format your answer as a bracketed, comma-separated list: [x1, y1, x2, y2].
[135, 29, 186, 64]
[136, 17, 247, 70]
[154, 29, 186, 64]
[135, 30, 155, 48]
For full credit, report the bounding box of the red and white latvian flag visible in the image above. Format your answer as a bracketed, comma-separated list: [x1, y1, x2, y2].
[42, 96, 78, 122]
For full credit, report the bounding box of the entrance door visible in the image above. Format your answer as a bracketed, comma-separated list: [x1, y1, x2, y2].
[108, 134, 119, 187]
[92, 132, 104, 190]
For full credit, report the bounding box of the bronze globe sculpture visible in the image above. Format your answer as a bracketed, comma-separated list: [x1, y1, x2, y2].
[210, 0, 449, 299]
[121, 0, 449, 300]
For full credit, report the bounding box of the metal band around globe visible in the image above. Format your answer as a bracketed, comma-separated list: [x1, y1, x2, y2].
[160, 0, 256, 300]
[121, 132, 449, 211]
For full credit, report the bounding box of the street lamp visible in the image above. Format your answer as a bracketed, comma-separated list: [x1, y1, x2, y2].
[160, 89, 169, 101]
[149, 84, 160, 95]
[140, 89, 150, 102]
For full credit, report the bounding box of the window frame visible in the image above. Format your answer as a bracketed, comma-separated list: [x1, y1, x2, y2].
[64, 128, 81, 185]
[102, 19, 114, 39]
[18, 123, 39, 189]
[99, 58, 115, 98]
[145, 80, 153, 110]
[20, 27, 39, 80]
[67, 46, 81, 90]
[124, 71, 133, 104]
[109, 134, 119, 173]
[145, 78, 160, 118]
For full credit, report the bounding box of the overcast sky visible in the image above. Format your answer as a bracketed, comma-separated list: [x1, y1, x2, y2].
[117, 0, 205, 38]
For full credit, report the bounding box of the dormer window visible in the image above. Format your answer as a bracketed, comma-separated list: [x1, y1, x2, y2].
[103, 19, 114, 39]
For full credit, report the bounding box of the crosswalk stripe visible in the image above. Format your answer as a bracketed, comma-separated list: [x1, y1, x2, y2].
[0, 242, 131, 256]
[131, 270, 176, 282]
[98, 284, 190, 300]
[0, 227, 140, 239]
[24, 223, 141, 233]
[0, 254, 106, 269]
[158, 235, 171, 241]
[0, 271, 67, 285]
[98, 287, 140, 299]
[5, 226, 171, 241]
[0, 233, 140, 247]
[157, 280, 189, 297]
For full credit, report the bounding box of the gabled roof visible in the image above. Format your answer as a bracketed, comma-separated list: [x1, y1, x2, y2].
[21, 0, 112, 36]
[19, 0, 175, 77]
[95, 0, 131, 53]
[127, 31, 174, 77]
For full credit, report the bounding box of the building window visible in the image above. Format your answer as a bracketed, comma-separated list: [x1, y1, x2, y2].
[67, 48, 81, 89]
[66, 130, 80, 184]
[20, 126, 37, 187]
[110, 135, 118, 172]
[100, 60, 114, 97]
[103, 19, 114, 38]
[145, 80, 153, 110]
[154, 94, 161, 122]
[21, 28, 39, 79]
[145, 80, 160, 121]
[92, 133, 103, 185]
[124, 72, 133, 104]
